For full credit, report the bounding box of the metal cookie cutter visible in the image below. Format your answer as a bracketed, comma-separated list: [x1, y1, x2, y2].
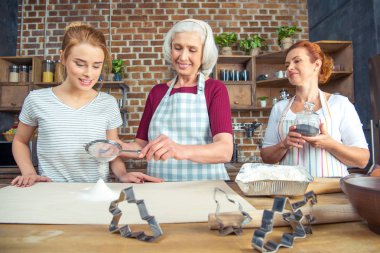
[214, 187, 252, 236]
[252, 191, 317, 253]
[109, 186, 163, 242]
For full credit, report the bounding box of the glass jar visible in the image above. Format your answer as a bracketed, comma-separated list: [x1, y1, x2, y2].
[42, 60, 54, 83]
[19, 65, 28, 83]
[28, 65, 33, 82]
[54, 60, 64, 83]
[295, 102, 320, 136]
[279, 88, 289, 100]
[9, 65, 19, 82]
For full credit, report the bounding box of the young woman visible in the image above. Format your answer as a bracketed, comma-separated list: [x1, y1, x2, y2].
[11, 23, 162, 187]
[261, 41, 369, 177]
[121, 19, 233, 181]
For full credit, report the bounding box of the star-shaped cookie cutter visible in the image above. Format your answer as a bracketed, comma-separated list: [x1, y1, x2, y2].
[109, 186, 163, 242]
[252, 191, 317, 252]
[214, 187, 252, 236]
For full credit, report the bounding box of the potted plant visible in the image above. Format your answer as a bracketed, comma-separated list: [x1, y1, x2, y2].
[239, 34, 267, 56]
[214, 32, 237, 55]
[276, 26, 302, 51]
[112, 59, 125, 81]
[257, 96, 269, 107]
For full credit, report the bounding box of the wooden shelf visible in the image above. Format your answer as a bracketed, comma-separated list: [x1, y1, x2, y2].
[215, 55, 255, 108]
[32, 81, 127, 88]
[231, 105, 272, 111]
[0, 107, 22, 111]
[223, 81, 252, 85]
[315, 40, 352, 53]
[256, 78, 290, 88]
[0, 82, 31, 86]
[216, 55, 252, 64]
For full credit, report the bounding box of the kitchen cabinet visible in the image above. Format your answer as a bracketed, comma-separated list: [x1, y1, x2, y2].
[215, 41, 354, 110]
[214, 55, 255, 110]
[0, 56, 129, 135]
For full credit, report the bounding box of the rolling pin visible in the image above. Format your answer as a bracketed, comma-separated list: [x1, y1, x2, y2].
[306, 177, 342, 194]
[208, 203, 362, 229]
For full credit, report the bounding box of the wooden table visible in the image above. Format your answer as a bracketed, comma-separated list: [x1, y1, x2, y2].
[1, 183, 379, 253]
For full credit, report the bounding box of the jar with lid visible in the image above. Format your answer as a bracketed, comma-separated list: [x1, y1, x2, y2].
[28, 66, 33, 82]
[54, 60, 64, 83]
[295, 102, 320, 136]
[9, 65, 19, 82]
[42, 60, 54, 83]
[19, 65, 28, 83]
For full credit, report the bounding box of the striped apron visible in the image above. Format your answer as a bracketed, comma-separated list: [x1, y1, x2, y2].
[147, 73, 229, 181]
[278, 89, 348, 177]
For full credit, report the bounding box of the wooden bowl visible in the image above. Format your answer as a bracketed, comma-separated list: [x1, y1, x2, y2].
[2, 133, 15, 142]
[340, 176, 380, 234]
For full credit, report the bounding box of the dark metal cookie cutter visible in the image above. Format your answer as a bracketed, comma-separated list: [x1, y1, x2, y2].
[252, 191, 317, 252]
[109, 186, 163, 242]
[214, 187, 252, 236]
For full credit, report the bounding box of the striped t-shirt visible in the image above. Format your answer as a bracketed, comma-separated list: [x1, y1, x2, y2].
[19, 88, 122, 182]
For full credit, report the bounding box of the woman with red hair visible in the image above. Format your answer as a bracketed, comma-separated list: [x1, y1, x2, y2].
[261, 41, 369, 177]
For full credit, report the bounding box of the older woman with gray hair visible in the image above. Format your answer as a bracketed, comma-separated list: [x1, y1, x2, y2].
[122, 19, 233, 181]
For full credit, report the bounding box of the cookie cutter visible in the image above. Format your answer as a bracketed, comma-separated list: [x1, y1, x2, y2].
[109, 186, 163, 242]
[252, 191, 317, 252]
[214, 187, 252, 236]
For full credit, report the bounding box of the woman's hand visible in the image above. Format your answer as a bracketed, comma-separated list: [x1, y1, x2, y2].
[118, 172, 164, 183]
[302, 122, 333, 149]
[140, 134, 183, 161]
[282, 125, 305, 149]
[11, 174, 52, 187]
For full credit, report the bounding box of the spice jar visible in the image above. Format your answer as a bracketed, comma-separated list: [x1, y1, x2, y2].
[9, 65, 19, 82]
[28, 66, 33, 82]
[295, 102, 320, 136]
[42, 60, 54, 83]
[19, 65, 28, 83]
[54, 60, 64, 83]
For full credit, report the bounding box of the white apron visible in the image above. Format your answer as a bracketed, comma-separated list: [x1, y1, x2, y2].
[277, 89, 348, 177]
[147, 73, 229, 181]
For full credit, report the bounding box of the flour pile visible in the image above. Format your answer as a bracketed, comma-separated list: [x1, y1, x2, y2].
[80, 179, 118, 202]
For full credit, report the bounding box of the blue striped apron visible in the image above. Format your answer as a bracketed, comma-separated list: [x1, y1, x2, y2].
[277, 89, 348, 177]
[147, 73, 229, 181]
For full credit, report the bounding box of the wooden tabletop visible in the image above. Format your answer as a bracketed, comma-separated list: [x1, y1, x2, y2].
[1, 182, 380, 253]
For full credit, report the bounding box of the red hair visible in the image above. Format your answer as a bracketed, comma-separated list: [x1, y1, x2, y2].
[287, 41, 334, 84]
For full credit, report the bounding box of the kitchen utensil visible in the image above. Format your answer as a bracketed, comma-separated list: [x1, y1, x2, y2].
[84, 139, 141, 162]
[109, 186, 163, 242]
[213, 187, 252, 236]
[252, 191, 317, 253]
[340, 176, 380, 234]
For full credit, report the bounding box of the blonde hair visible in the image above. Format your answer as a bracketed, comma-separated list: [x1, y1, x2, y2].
[60, 22, 111, 80]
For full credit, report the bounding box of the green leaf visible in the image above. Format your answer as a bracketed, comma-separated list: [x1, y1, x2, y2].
[275, 26, 302, 45]
[214, 32, 237, 47]
[112, 59, 125, 74]
[239, 34, 267, 54]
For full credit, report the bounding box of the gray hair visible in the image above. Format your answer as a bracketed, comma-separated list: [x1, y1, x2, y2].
[163, 19, 218, 77]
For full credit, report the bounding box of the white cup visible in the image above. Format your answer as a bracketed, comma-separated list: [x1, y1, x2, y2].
[274, 71, 284, 78]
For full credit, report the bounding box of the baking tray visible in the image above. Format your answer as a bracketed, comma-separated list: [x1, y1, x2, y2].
[235, 163, 314, 196]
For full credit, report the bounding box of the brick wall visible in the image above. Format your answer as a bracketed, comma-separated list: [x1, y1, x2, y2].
[16, 0, 308, 159]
